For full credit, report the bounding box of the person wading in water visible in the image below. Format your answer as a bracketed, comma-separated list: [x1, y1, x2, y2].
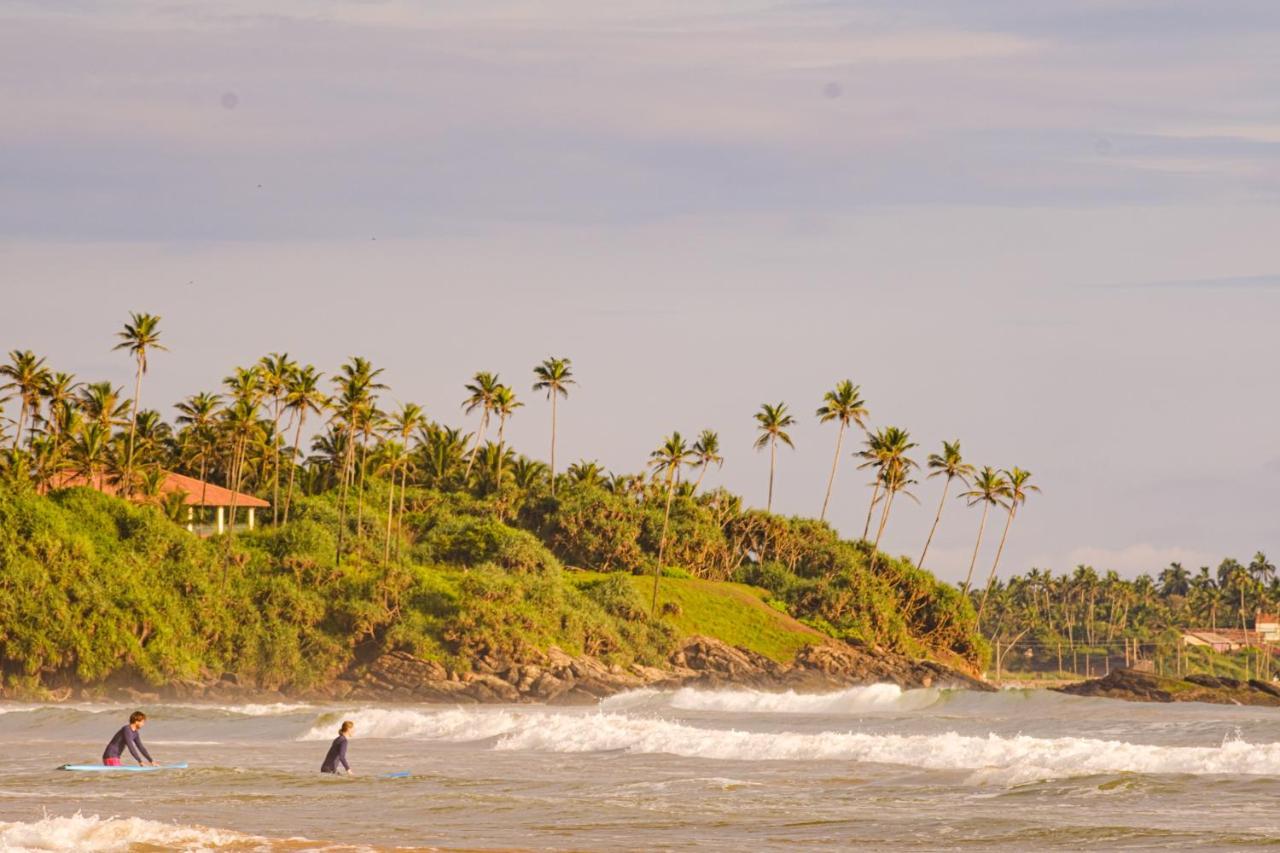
[321, 720, 355, 776]
[103, 710, 156, 766]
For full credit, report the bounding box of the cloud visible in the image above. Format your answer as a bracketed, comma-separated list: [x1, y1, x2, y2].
[1104, 274, 1280, 290]
[1058, 544, 1219, 577]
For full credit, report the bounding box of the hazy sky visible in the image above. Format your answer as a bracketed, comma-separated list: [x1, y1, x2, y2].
[3, 0, 1278, 583]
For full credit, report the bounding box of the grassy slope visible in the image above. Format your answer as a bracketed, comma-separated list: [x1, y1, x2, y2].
[570, 571, 825, 663]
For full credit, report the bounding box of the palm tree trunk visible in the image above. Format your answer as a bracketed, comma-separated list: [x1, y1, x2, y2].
[862, 481, 881, 540]
[961, 502, 990, 594]
[869, 488, 896, 572]
[496, 414, 508, 487]
[766, 438, 776, 513]
[356, 430, 369, 538]
[384, 468, 396, 565]
[336, 425, 355, 564]
[549, 394, 558, 497]
[396, 465, 408, 560]
[819, 423, 845, 522]
[977, 506, 1017, 619]
[271, 401, 283, 525]
[13, 398, 27, 450]
[918, 476, 952, 570]
[124, 362, 143, 493]
[694, 461, 709, 494]
[283, 411, 306, 524]
[651, 470, 677, 616]
[463, 414, 488, 481]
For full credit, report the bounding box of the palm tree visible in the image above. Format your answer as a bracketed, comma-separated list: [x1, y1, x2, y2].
[977, 467, 1039, 619]
[1158, 562, 1192, 597]
[388, 402, 426, 555]
[258, 352, 296, 524]
[70, 421, 111, 490]
[175, 391, 222, 508]
[815, 380, 868, 522]
[40, 372, 79, 447]
[462, 371, 501, 482]
[0, 350, 50, 450]
[332, 357, 385, 558]
[959, 467, 1010, 594]
[491, 385, 523, 487]
[691, 429, 724, 494]
[862, 426, 918, 569]
[282, 365, 327, 523]
[113, 312, 166, 492]
[917, 440, 975, 571]
[532, 357, 574, 497]
[649, 431, 694, 614]
[77, 381, 130, 433]
[375, 440, 411, 564]
[566, 459, 606, 487]
[753, 402, 795, 513]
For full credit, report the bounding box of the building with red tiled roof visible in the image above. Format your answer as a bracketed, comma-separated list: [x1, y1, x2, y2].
[52, 470, 268, 534]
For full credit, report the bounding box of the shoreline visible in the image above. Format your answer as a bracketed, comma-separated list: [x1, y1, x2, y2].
[4, 636, 993, 706]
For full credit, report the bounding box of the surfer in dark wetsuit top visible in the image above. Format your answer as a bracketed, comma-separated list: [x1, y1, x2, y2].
[104, 710, 155, 766]
[321, 720, 355, 775]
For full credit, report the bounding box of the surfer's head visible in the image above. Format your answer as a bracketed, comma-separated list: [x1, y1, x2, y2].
[129, 711, 147, 729]
[340, 720, 354, 737]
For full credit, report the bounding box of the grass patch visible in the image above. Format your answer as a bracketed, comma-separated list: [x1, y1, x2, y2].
[569, 571, 824, 664]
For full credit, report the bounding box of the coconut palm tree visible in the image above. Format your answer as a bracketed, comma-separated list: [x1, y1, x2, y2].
[258, 352, 297, 524]
[113, 312, 166, 492]
[375, 439, 411, 564]
[566, 459, 606, 487]
[176, 391, 222, 508]
[332, 357, 385, 558]
[691, 429, 724, 494]
[649, 431, 695, 614]
[861, 426, 918, 569]
[417, 424, 469, 490]
[917, 440, 975, 571]
[40, 372, 79, 446]
[1158, 562, 1192, 598]
[0, 350, 50, 450]
[462, 371, 501, 482]
[815, 380, 868, 522]
[977, 467, 1039, 619]
[532, 357, 574, 497]
[282, 365, 327, 523]
[491, 385, 523, 487]
[386, 403, 425, 555]
[70, 421, 111, 490]
[753, 402, 795, 513]
[959, 467, 1010, 594]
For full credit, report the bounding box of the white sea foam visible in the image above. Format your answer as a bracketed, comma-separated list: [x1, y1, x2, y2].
[603, 684, 943, 714]
[295, 705, 1280, 783]
[298, 707, 523, 742]
[0, 813, 260, 851]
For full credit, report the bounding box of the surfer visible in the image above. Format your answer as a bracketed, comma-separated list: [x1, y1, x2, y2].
[321, 720, 355, 776]
[103, 710, 155, 767]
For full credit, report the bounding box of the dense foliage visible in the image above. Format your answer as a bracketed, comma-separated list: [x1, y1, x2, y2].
[0, 321, 996, 692]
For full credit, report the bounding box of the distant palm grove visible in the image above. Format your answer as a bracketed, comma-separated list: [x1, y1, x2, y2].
[0, 311, 1090, 691]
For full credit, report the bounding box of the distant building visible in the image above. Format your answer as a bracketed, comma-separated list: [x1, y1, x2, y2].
[51, 470, 269, 534]
[1181, 631, 1241, 653]
[1255, 613, 1280, 642]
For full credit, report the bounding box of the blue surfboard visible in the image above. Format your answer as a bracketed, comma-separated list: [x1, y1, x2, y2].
[381, 771, 411, 779]
[60, 763, 188, 772]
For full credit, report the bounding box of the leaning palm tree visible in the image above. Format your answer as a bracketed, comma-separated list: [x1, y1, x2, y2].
[491, 385, 523, 487]
[753, 402, 795, 513]
[462, 371, 501, 482]
[532, 357, 574, 496]
[959, 467, 1010, 594]
[917, 440, 975, 571]
[0, 350, 50, 450]
[40, 371, 79, 446]
[649, 431, 695, 614]
[113, 312, 166, 493]
[977, 467, 1038, 619]
[281, 365, 328, 522]
[691, 429, 724, 494]
[816, 380, 868, 521]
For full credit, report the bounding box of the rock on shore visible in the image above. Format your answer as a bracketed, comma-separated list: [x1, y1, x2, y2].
[312, 636, 992, 704]
[1054, 667, 1280, 706]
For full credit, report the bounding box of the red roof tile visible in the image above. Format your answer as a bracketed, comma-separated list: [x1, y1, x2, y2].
[53, 470, 270, 508]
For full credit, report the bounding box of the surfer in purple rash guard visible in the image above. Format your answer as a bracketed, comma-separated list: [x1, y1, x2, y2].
[103, 710, 156, 766]
[321, 720, 355, 776]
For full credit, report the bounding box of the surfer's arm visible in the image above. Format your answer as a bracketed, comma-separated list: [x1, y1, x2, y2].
[127, 729, 154, 764]
[338, 738, 350, 772]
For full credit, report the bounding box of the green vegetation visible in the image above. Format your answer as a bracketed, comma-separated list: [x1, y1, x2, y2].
[0, 316, 1002, 694]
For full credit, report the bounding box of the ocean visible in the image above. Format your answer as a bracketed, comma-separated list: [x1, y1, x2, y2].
[1, 686, 1278, 851]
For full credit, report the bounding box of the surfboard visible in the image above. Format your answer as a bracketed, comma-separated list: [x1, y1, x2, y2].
[59, 763, 189, 772]
[380, 771, 411, 779]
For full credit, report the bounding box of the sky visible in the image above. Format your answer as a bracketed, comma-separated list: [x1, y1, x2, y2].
[2, 0, 1278, 583]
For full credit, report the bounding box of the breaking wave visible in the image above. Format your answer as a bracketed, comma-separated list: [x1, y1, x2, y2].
[0, 813, 264, 852]
[297, 706, 1280, 783]
[602, 684, 944, 714]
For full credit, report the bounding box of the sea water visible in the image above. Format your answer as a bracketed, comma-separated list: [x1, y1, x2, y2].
[1, 686, 1278, 850]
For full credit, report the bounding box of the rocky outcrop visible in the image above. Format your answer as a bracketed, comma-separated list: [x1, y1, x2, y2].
[1054, 667, 1280, 706]
[315, 636, 993, 704]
